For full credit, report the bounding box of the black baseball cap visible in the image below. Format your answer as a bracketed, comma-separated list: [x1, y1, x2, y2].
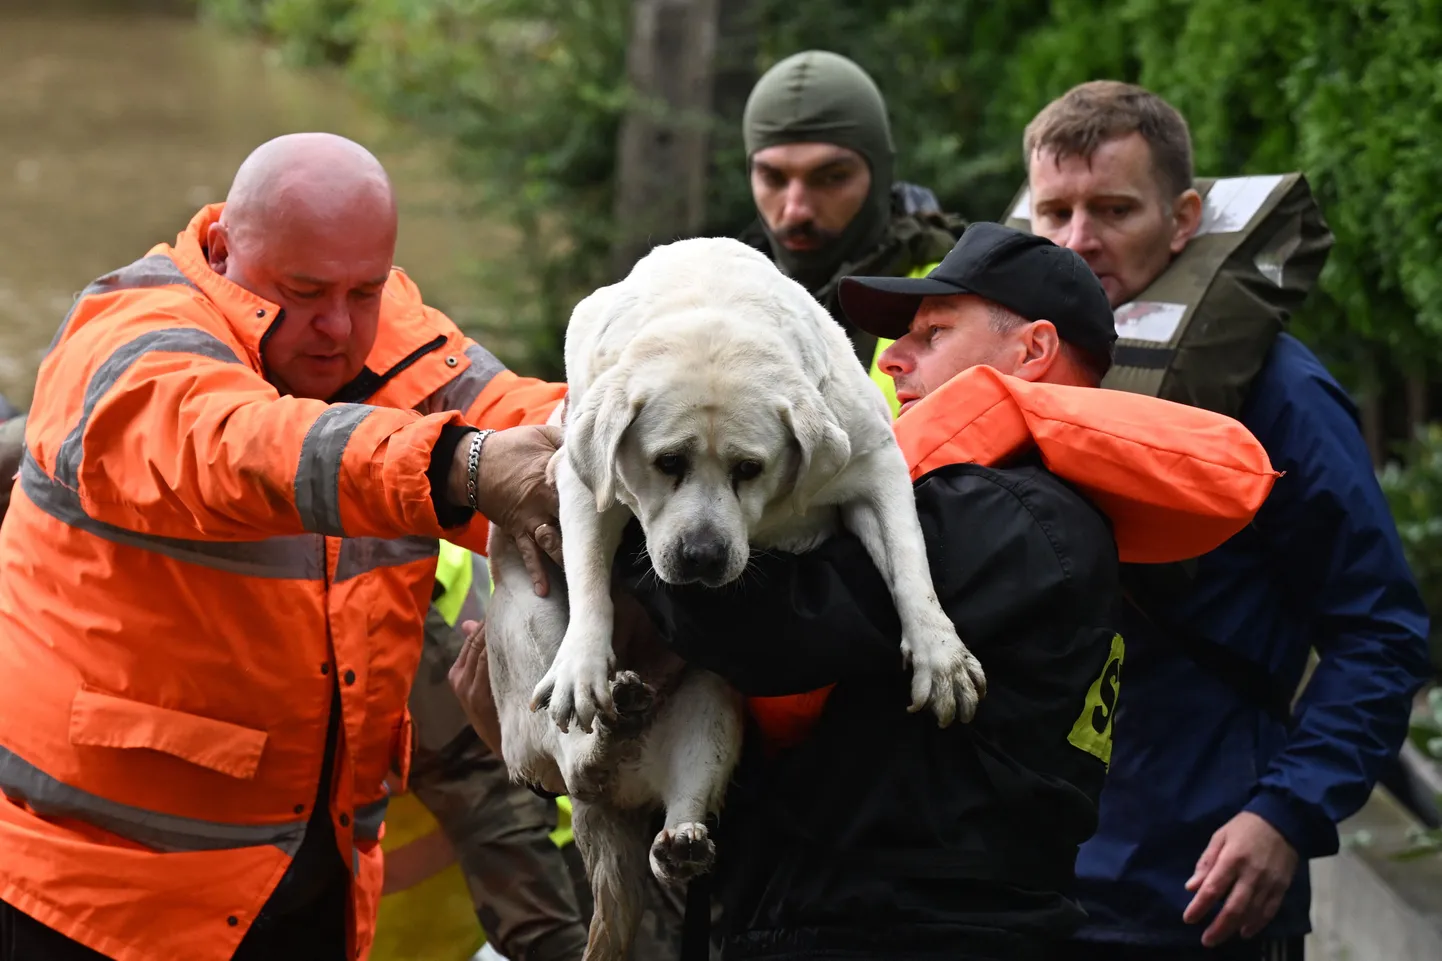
[839, 222, 1118, 374]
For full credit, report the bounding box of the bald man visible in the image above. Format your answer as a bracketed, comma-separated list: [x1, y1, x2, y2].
[0, 133, 568, 961]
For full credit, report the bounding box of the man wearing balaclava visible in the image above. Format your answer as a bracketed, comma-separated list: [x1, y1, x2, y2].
[740, 50, 965, 415]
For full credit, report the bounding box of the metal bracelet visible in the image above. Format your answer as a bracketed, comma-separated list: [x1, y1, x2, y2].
[466, 429, 495, 512]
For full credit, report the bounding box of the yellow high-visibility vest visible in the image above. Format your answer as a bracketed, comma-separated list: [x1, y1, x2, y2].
[434, 540, 475, 627]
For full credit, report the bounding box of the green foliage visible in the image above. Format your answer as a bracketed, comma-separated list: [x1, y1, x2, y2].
[263, 0, 360, 65]
[337, 0, 629, 377]
[1408, 688, 1442, 768]
[203, 0, 1442, 387]
[1379, 425, 1442, 672]
[1393, 687, 1442, 861]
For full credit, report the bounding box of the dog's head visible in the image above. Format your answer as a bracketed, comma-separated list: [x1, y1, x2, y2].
[567, 319, 850, 588]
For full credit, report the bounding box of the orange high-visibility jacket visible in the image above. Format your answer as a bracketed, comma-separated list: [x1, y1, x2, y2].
[0, 204, 564, 961]
[748, 363, 1281, 751]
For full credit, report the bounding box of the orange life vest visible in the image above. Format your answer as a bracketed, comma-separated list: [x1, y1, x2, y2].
[0, 204, 563, 961]
[747, 364, 1279, 751]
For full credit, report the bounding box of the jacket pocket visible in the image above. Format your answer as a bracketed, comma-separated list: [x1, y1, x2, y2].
[68, 687, 269, 780]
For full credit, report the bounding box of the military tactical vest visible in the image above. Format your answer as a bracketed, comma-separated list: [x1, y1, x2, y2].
[1003, 173, 1334, 420]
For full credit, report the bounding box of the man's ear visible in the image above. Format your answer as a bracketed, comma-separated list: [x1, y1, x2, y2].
[1170, 188, 1204, 254]
[780, 384, 852, 515]
[1013, 320, 1063, 383]
[206, 222, 231, 275]
[566, 366, 643, 511]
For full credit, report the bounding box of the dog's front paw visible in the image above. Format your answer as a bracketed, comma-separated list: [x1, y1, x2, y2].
[530, 637, 614, 734]
[901, 623, 988, 727]
[649, 822, 715, 884]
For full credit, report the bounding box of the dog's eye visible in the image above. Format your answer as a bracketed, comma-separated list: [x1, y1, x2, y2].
[732, 460, 763, 482]
[654, 453, 687, 477]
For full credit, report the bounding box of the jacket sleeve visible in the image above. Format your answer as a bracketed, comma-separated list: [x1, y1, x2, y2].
[35, 312, 479, 543]
[615, 467, 1075, 697]
[1241, 368, 1432, 859]
[414, 324, 567, 538]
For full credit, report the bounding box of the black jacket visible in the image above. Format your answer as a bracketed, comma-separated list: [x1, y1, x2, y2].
[617, 457, 1122, 961]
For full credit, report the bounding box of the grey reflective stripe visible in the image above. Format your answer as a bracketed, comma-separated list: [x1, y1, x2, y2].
[353, 796, 389, 842]
[48, 253, 200, 353]
[293, 404, 375, 536]
[21, 453, 325, 580]
[0, 744, 306, 856]
[418, 343, 505, 415]
[54, 328, 244, 489]
[334, 536, 438, 583]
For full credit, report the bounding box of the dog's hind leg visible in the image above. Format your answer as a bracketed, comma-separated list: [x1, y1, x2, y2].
[553, 671, 656, 801]
[572, 800, 651, 961]
[840, 445, 987, 727]
[643, 670, 744, 886]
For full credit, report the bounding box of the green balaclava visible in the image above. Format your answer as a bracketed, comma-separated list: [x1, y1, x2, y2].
[743, 50, 896, 291]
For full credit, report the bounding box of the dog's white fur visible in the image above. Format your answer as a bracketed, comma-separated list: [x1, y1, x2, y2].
[485, 237, 985, 960]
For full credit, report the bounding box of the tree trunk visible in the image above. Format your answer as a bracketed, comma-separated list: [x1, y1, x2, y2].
[610, 0, 723, 278]
[712, 0, 758, 125]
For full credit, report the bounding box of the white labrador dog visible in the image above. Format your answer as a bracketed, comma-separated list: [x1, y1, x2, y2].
[484, 236, 986, 960]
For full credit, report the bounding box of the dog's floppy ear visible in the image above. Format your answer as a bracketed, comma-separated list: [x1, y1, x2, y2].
[780, 384, 852, 515]
[567, 367, 644, 511]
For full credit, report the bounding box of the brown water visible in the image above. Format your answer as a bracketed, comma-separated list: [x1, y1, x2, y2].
[0, 1, 511, 409]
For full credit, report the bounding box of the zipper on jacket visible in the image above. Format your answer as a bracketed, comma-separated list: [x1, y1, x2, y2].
[330, 335, 448, 405]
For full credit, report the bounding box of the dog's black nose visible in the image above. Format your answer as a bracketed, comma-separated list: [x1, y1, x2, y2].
[678, 533, 729, 583]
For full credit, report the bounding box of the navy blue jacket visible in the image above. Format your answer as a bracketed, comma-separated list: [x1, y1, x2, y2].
[1073, 333, 1432, 946]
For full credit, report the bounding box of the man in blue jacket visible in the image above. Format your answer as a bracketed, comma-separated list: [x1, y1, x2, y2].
[1022, 80, 1433, 959]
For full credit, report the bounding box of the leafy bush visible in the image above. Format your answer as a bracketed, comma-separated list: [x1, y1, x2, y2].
[1396, 687, 1442, 860]
[1379, 425, 1442, 673]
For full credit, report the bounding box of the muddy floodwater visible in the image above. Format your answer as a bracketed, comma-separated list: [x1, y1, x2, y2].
[0, 0, 509, 409]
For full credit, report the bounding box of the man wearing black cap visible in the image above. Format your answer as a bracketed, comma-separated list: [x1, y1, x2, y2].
[610, 223, 1129, 961]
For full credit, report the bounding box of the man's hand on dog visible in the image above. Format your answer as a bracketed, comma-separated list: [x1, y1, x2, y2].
[450, 424, 565, 596]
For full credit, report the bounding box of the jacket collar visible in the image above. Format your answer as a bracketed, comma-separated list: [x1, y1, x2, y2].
[164, 204, 283, 370]
[893, 365, 1033, 477]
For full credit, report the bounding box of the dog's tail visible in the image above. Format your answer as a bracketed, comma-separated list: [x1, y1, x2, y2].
[573, 800, 650, 961]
